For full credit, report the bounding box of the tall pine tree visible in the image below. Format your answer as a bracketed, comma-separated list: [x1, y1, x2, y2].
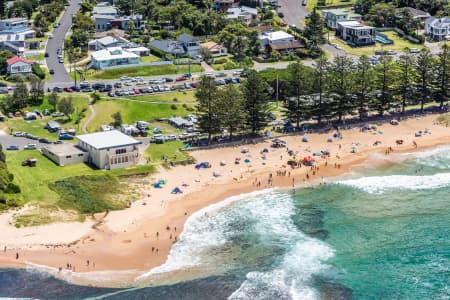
[196, 76, 221, 142]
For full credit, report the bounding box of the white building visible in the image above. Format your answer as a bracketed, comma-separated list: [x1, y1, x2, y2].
[77, 130, 141, 169]
[6, 56, 35, 75]
[425, 17, 450, 41]
[259, 31, 294, 47]
[90, 47, 140, 69]
[226, 6, 258, 24]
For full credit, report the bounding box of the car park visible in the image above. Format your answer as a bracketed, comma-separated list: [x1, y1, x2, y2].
[6, 145, 20, 150]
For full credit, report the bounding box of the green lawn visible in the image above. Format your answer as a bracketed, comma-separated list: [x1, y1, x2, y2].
[82, 64, 203, 80]
[145, 140, 191, 162]
[121, 91, 196, 103]
[140, 55, 162, 63]
[86, 98, 195, 132]
[0, 94, 90, 140]
[26, 54, 45, 61]
[331, 31, 425, 56]
[308, 0, 355, 10]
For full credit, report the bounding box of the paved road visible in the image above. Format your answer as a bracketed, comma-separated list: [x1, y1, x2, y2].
[46, 0, 83, 85]
[278, 0, 309, 29]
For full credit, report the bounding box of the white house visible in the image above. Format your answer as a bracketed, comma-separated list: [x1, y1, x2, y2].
[0, 18, 35, 54]
[6, 56, 35, 75]
[322, 9, 361, 29]
[226, 6, 258, 24]
[77, 130, 141, 169]
[93, 3, 118, 16]
[259, 31, 294, 47]
[425, 17, 450, 41]
[90, 47, 140, 69]
[88, 35, 129, 51]
[336, 20, 375, 46]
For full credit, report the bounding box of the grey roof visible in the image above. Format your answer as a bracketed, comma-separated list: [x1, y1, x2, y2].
[44, 143, 86, 156]
[427, 17, 450, 28]
[93, 14, 116, 20]
[148, 40, 186, 54]
[177, 33, 197, 43]
[93, 5, 118, 15]
[77, 130, 141, 150]
[168, 117, 193, 127]
[396, 7, 430, 18]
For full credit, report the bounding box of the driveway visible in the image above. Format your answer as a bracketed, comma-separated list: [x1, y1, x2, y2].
[46, 0, 83, 86]
[277, 0, 309, 29]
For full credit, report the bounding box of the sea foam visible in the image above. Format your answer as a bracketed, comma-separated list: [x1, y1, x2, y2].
[337, 173, 450, 194]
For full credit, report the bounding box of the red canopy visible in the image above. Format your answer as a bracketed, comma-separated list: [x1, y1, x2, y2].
[303, 156, 314, 162]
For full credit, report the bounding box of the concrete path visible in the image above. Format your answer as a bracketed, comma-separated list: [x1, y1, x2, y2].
[82, 98, 96, 133]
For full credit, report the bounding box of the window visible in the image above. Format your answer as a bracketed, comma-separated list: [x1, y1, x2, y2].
[66, 155, 72, 158]
[115, 148, 126, 154]
[78, 154, 84, 157]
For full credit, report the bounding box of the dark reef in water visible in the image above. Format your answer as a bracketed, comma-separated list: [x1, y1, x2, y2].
[314, 277, 353, 300]
[0, 268, 117, 299]
[292, 207, 329, 240]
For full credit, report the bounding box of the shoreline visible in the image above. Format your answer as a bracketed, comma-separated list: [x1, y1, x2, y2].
[0, 114, 449, 287]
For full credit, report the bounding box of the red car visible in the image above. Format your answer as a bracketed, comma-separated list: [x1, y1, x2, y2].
[63, 87, 73, 93]
[190, 82, 198, 88]
[134, 89, 141, 94]
[176, 76, 187, 81]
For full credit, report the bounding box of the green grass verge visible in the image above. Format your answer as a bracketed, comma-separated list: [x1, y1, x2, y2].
[308, 0, 355, 11]
[331, 31, 425, 56]
[87, 98, 195, 132]
[145, 140, 191, 162]
[140, 55, 162, 63]
[81, 64, 203, 80]
[122, 91, 196, 103]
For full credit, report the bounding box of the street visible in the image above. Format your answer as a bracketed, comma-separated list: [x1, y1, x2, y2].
[277, 0, 309, 29]
[46, 0, 83, 86]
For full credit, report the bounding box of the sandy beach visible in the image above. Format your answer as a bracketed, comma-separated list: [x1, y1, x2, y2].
[0, 113, 449, 287]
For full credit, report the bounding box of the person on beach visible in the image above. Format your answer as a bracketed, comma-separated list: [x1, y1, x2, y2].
[15, 252, 18, 260]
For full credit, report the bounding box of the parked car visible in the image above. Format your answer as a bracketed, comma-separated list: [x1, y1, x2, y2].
[120, 76, 131, 81]
[176, 76, 187, 81]
[25, 133, 38, 140]
[59, 133, 74, 140]
[13, 132, 24, 137]
[164, 77, 174, 82]
[387, 50, 397, 55]
[183, 73, 192, 78]
[134, 89, 141, 94]
[81, 87, 93, 92]
[108, 91, 115, 97]
[409, 48, 420, 53]
[24, 143, 37, 150]
[52, 112, 65, 117]
[59, 58, 64, 63]
[215, 72, 227, 77]
[49, 69, 55, 75]
[53, 86, 63, 92]
[114, 82, 122, 88]
[38, 138, 51, 144]
[278, 12, 284, 17]
[63, 87, 73, 92]
[6, 145, 20, 150]
[0, 88, 8, 94]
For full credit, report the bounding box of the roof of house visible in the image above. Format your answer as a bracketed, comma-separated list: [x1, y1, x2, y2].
[93, 5, 118, 15]
[201, 41, 223, 50]
[93, 14, 116, 20]
[177, 33, 198, 43]
[396, 7, 430, 18]
[226, 6, 258, 18]
[260, 31, 294, 41]
[426, 17, 450, 28]
[168, 117, 193, 127]
[6, 56, 34, 65]
[148, 40, 186, 54]
[322, 8, 351, 16]
[269, 40, 305, 50]
[91, 47, 139, 61]
[0, 18, 28, 23]
[125, 46, 150, 53]
[77, 130, 141, 150]
[337, 20, 374, 29]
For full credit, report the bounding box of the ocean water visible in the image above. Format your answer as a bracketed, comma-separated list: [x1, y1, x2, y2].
[1, 146, 449, 300]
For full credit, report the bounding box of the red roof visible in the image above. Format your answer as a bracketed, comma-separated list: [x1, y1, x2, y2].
[6, 56, 35, 66]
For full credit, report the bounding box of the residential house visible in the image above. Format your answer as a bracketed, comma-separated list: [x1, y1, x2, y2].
[425, 17, 450, 41]
[226, 6, 258, 24]
[93, 3, 118, 16]
[90, 47, 140, 69]
[0, 18, 35, 54]
[214, 0, 235, 10]
[336, 21, 375, 46]
[88, 35, 129, 51]
[322, 9, 361, 29]
[6, 56, 35, 75]
[112, 15, 147, 31]
[201, 41, 227, 57]
[148, 33, 200, 57]
[259, 31, 294, 48]
[268, 40, 305, 54]
[77, 130, 141, 169]
[94, 14, 116, 32]
[396, 7, 430, 23]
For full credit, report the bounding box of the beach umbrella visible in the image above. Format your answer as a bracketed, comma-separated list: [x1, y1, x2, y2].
[303, 156, 314, 162]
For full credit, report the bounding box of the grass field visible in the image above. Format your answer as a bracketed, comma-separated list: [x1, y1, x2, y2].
[140, 55, 162, 63]
[86, 98, 195, 132]
[331, 31, 425, 56]
[82, 64, 203, 80]
[145, 140, 191, 163]
[0, 94, 91, 140]
[121, 91, 196, 103]
[308, 0, 355, 10]
[26, 54, 45, 61]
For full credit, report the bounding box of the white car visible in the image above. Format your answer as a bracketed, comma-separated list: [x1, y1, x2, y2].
[335, 44, 342, 50]
[13, 132, 24, 137]
[409, 48, 420, 53]
[24, 143, 37, 150]
[120, 76, 131, 81]
[387, 50, 397, 55]
[166, 135, 177, 141]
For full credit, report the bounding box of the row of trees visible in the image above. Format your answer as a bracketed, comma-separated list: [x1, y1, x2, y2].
[195, 47, 450, 138]
[1, 76, 45, 112]
[196, 70, 272, 140]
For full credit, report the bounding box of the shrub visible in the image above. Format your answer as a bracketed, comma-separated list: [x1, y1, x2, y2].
[5, 183, 20, 194]
[32, 63, 45, 79]
[170, 104, 178, 110]
[214, 58, 227, 64]
[173, 97, 178, 102]
[223, 61, 238, 70]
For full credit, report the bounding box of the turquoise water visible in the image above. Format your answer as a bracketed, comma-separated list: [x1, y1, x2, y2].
[1, 146, 449, 299]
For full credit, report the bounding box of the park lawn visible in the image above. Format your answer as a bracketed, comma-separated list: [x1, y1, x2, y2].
[0, 94, 90, 139]
[87, 99, 194, 132]
[83, 64, 203, 80]
[331, 31, 425, 56]
[307, 0, 355, 10]
[145, 140, 191, 162]
[140, 55, 162, 63]
[121, 91, 196, 103]
[5, 150, 97, 203]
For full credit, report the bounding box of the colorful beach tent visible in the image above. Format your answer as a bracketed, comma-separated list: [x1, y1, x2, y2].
[195, 162, 210, 169]
[153, 182, 163, 188]
[171, 187, 183, 194]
